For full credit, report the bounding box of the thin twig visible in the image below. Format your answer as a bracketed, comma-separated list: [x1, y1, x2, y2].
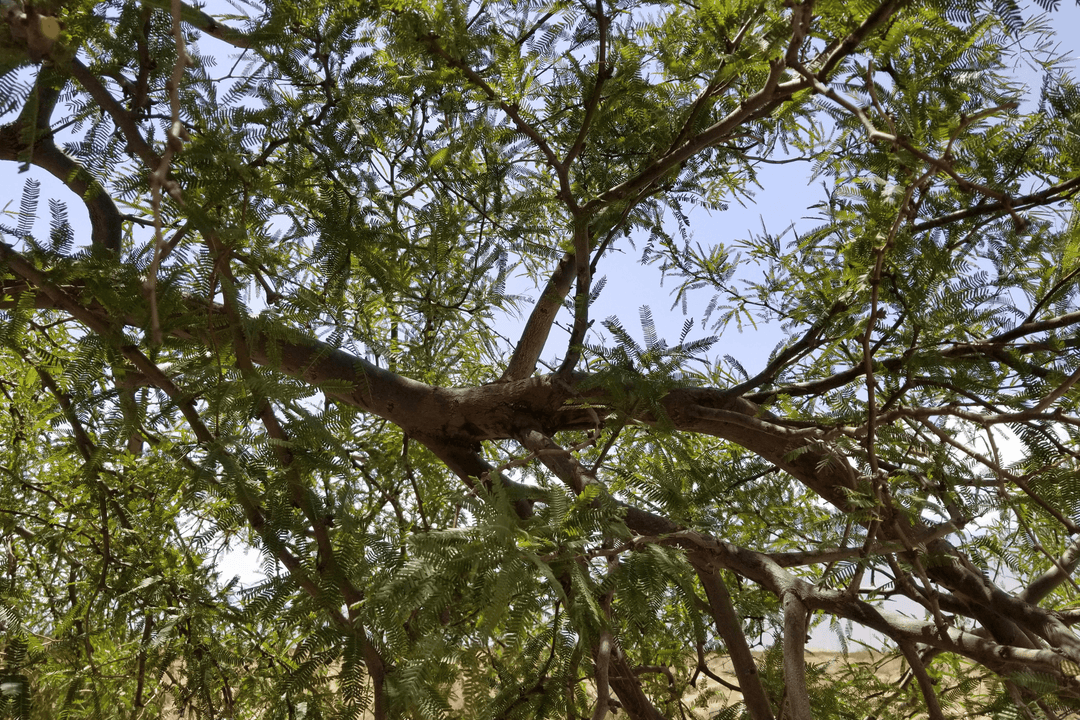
[145, 0, 191, 345]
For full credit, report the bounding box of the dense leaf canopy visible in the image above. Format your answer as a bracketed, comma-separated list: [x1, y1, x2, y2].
[3, 0, 1080, 718]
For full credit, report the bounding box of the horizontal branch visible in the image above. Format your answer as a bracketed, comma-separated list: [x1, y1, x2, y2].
[500, 250, 577, 382]
[747, 309, 1080, 403]
[6, 240, 1080, 682]
[809, 587, 1072, 680]
[142, 0, 258, 48]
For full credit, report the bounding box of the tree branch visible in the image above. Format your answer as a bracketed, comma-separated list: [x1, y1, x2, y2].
[781, 590, 812, 720]
[420, 33, 574, 207]
[142, 0, 258, 48]
[67, 59, 161, 171]
[9, 236, 1080, 687]
[896, 641, 945, 720]
[692, 559, 774, 720]
[500, 250, 576, 382]
[563, 0, 611, 169]
[746, 309, 1080, 403]
[0, 73, 123, 252]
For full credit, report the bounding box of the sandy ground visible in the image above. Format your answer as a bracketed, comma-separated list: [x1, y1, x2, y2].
[445, 648, 997, 719]
[371, 649, 927, 718]
[689, 648, 906, 716]
[168, 647, 1002, 718]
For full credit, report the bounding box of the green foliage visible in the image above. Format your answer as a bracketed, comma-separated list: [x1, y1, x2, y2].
[2, 0, 1080, 718]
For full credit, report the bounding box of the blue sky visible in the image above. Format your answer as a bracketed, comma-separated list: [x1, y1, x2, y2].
[3, 2, 1078, 377]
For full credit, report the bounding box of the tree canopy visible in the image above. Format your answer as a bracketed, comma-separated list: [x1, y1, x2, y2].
[3, 0, 1080, 717]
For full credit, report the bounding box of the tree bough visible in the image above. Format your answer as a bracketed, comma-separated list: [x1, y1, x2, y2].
[2, 0, 1080, 718]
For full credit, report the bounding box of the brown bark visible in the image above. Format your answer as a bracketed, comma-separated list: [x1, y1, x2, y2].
[693, 559, 775, 720]
[4, 3, 1080, 710]
[5, 250, 1079, 678]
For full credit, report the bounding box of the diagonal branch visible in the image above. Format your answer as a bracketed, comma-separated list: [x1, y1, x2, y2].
[810, 0, 906, 77]
[587, 0, 909, 213]
[692, 559, 775, 720]
[911, 175, 1080, 234]
[586, 57, 793, 212]
[746, 308, 1080, 403]
[420, 33, 574, 208]
[500, 250, 576, 382]
[0, 72, 123, 252]
[67, 59, 160, 171]
[1021, 535, 1080, 606]
[563, 0, 612, 169]
[142, 0, 258, 48]
[896, 641, 946, 720]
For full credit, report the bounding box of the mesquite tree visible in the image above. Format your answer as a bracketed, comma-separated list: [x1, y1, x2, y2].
[3, 0, 1080, 717]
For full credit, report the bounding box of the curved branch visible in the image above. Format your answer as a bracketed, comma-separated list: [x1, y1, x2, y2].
[897, 641, 946, 720]
[563, 0, 612, 169]
[420, 33, 574, 208]
[1021, 536, 1080, 607]
[500, 250, 576, 382]
[746, 309, 1080, 403]
[693, 559, 775, 720]
[142, 0, 258, 49]
[8, 238, 1080, 684]
[0, 72, 123, 252]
